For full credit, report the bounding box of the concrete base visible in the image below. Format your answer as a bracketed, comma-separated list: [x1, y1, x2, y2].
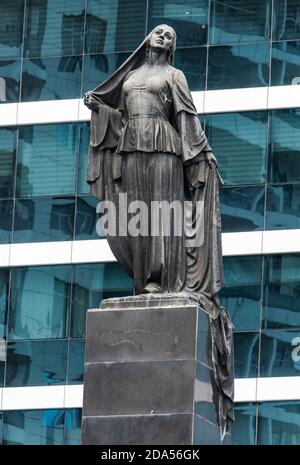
[81, 294, 230, 445]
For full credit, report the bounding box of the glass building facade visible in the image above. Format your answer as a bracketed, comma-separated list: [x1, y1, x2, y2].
[1, 0, 300, 445]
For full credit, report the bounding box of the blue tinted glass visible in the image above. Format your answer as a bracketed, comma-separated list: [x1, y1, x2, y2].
[67, 339, 84, 384]
[221, 186, 265, 232]
[6, 340, 67, 387]
[13, 197, 75, 243]
[9, 266, 71, 340]
[148, 0, 208, 47]
[71, 263, 133, 338]
[0, 269, 9, 339]
[210, 0, 271, 45]
[0, 1, 24, 59]
[269, 109, 300, 183]
[24, 0, 85, 58]
[263, 254, 300, 329]
[266, 184, 300, 230]
[260, 330, 300, 377]
[82, 52, 130, 95]
[17, 124, 78, 197]
[273, 0, 300, 41]
[64, 409, 82, 445]
[206, 112, 267, 185]
[258, 401, 300, 445]
[207, 43, 270, 90]
[174, 47, 206, 91]
[0, 127, 16, 198]
[3, 409, 65, 445]
[85, 0, 147, 54]
[220, 256, 262, 331]
[0, 200, 13, 243]
[0, 412, 2, 444]
[21, 56, 82, 101]
[271, 41, 300, 86]
[78, 122, 90, 194]
[75, 196, 100, 241]
[0, 59, 21, 103]
[231, 403, 257, 445]
[234, 332, 259, 378]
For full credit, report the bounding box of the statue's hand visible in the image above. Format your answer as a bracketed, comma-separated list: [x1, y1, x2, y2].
[206, 151, 218, 168]
[84, 92, 99, 111]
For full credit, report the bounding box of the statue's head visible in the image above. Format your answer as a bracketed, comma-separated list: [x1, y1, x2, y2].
[147, 24, 177, 64]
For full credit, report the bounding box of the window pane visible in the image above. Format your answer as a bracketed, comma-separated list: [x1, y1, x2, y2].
[3, 409, 65, 445]
[220, 256, 262, 331]
[9, 266, 71, 340]
[64, 409, 82, 445]
[17, 124, 78, 197]
[148, 0, 208, 47]
[260, 330, 300, 377]
[234, 332, 259, 378]
[6, 340, 67, 387]
[206, 112, 267, 185]
[209, 0, 271, 45]
[13, 197, 75, 243]
[262, 254, 300, 329]
[67, 339, 84, 384]
[258, 401, 300, 445]
[0, 336, 5, 387]
[21, 56, 82, 102]
[85, 0, 147, 54]
[266, 184, 300, 230]
[0, 200, 13, 243]
[221, 186, 265, 232]
[174, 47, 206, 91]
[271, 41, 300, 86]
[0, 412, 2, 445]
[71, 263, 133, 338]
[231, 403, 257, 445]
[0, 59, 21, 103]
[273, 0, 300, 41]
[0, 127, 17, 198]
[78, 122, 90, 194]
[24, 0, 85, 58]
[269, 109, 300, 184]
[207, 43, 270, 90]
[75, 196, 100, 241]
[0, 0, 24, 59]
[0, 269, 9, 339]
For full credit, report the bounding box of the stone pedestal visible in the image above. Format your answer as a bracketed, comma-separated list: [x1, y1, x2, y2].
[81, 294, 230, 445]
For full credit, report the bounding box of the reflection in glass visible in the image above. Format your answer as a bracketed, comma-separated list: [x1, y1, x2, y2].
[269, 109, 300, 184]
[174, 47, 206, 91]
[3, 409, 65, 445]
[65, 409, 82, 445]
[0, 412, 2, 444]
[206, 111, 267, 185]
[231, 403, 257, 445]
[13, 197, 75, 243]
[0, 0, 24, 59]
[148, 0, 208, 47]
[0, 127, 16, 198]
[271, 41, 300, 87]
[9, 266, 71, 340]
[21, 56, 82, 101]
[260, 330, 300, 377]
[273, 0, 300, 41]
[221, 186, 265, 232]
[75, 196, 100, 241]
[258, 401, 300, 445]
[6, 340, 67, 387]
[210, 0, 271, 45]
[207, 43, 270, 90]
[0, 200, 13, 243]
[0, 60, 21, 103]
[71, 263, 133, 338]
[266, 184, 300, 230]
[234, 332, 259, 378]
[24, 0, 85, 58]
[262, 254, 300, 329]
[67, 339, 84, 384]
[0, 269, 9, 339]
[78, 122, 90, 194]
[220, 256, 262, 331]
[17, 124, 78, 197]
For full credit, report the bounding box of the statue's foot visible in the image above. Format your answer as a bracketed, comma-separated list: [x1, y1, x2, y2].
[143, 282, 162, 293]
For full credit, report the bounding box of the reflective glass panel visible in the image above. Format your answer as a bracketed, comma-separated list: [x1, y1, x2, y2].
[260, 330, 300, 377]
[209, 0, 271, 45]
[0, 0, 24, 59]
[234, 332, 259, 378]
[273, 0, 300, 41]
[21, 56, 82, 102]
[271, 41, 300, 86]
[13, 197, 75, 243]
[17, 124, 78, 197]
[174, 47, 206, 91]
[67, 339, 84, 384]
[3, 409, 65, 445]
[0, 412, 2, 444]
[0, 127, 16, 198]
[0, 200, 13, 243]
[258, 401, 300, 445]
[269, 109, 300, 183]
[207, 43, 270, 90]
[78, 122, 90, 194]
[64, 409, 82, 445]
[0, 269, 9, 339]
[220, 256, 262, 331]
[231, 403, 257, 445]
[71, 263, 133, 338]
[6, 340, 67, 387]
[266, 184, 300, 230]
[9, 266, 71, 340]
[221, 186, 265, 232]
[85, 0, 147, 54]
[75, 196, 100, 241]
[0, 59, 21, 103]
[24, 0, 85, 58]
[262, 254, 300, 329]
[148, 0, 208, 47]
[206, 111, 267, 185]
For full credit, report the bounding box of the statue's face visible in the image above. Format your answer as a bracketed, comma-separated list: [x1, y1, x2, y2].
[149, 25, 175, 52]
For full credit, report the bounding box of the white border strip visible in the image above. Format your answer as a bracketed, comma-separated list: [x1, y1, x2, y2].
[1, 85, 300, 127]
